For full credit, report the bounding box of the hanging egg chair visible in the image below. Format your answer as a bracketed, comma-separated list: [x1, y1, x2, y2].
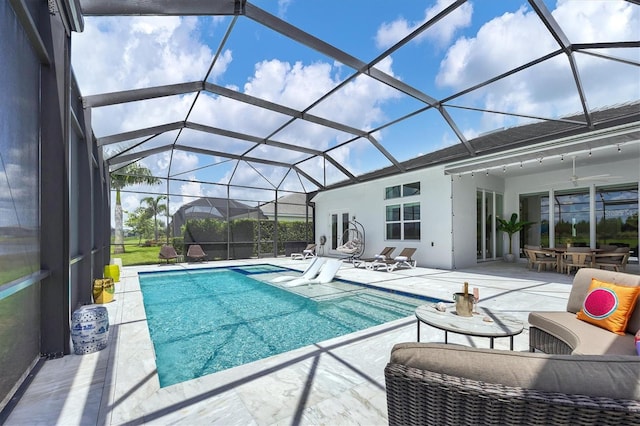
[336, 219, 365, 263]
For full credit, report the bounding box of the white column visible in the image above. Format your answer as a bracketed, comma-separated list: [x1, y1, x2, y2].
[549, 188, 555, 247]
[589, 184, 596, 248]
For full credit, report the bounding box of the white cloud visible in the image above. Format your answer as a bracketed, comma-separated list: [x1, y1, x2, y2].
[73, 13, 406, 198]
[72, 16, 227, 95]
[180, 177, 204, 200]
[122, 193, 142, 216]
[185, 56, 402, 189]
[436, 1, 639, 133]
[375, 0, 472, 49]
[156, 150, 200, 176]
[278, 0, 294, 18]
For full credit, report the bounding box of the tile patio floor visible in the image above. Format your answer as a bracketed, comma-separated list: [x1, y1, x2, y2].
[5, 259, 638, 425]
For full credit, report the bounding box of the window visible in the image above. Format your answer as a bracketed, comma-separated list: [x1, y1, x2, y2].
[384, 182, 420, 199]
[386, 205, 401, 239]
[403, 182, 420, 197]
[403, 202, 421, 240]
[385, 185, 401, 199]
[386, 202, 421, 240]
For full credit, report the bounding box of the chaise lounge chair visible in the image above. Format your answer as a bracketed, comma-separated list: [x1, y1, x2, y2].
[159, 244, 179, 263]
[283, 258, 342, 287]
[291, 243, 316, 260]
[366, 248, 417, 272]
[186, 244, 207, 262]
[271, 257, 326, 283]
[353, 247, 396, 268]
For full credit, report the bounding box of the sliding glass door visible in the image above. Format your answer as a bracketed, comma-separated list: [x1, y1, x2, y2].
[554, 190, 590, 247]
[596, 186, 638, 256]
[477, 190, 503, 260]
[520, 184, 638, 260]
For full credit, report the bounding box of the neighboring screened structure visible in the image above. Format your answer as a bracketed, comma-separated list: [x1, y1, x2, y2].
[171, 197, 267, 237]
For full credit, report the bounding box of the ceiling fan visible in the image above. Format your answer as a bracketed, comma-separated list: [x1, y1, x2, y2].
[565, 156, 616, 186]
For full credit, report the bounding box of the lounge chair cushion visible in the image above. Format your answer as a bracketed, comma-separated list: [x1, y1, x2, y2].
[390, 342, 640, 400]
[565, 268, 640, 333]
[576, 279, 640, 335]
[529, 311, 636, 355]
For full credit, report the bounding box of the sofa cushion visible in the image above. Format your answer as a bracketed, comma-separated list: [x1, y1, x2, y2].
[576, 279, 640, 335]
[529, 311, 636, 355]
[390, 342, 640, 400]
[567, 268, 640, 334]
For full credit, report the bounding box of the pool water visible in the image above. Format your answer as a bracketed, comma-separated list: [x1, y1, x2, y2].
[139, 265, 436, 387]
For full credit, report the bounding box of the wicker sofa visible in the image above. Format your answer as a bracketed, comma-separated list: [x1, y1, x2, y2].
[385, 268, 640, 425]
[529, 267, 640, 355]
[385, 343, 640, 425]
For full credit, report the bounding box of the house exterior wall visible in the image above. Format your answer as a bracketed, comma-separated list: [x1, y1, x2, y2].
[313, 148, 640, 270]
[312, 166, 455, 269]
[505, 156, 640, 253]
[452, 173, 505, 268]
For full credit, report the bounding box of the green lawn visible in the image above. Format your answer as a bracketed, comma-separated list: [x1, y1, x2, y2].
[0, 252, 38, 286]
[111, 240, 165, 266]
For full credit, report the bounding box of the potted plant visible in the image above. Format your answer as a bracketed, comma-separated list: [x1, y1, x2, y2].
[497, 213, 535, 262]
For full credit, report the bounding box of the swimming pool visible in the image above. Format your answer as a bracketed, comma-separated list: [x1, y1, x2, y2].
[139, 265, 439, 387]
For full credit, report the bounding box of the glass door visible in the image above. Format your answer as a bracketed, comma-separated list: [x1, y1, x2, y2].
[554, 190, 590, 247]
[477, 190, 503, 261]
[330, 212, 350, 251]
[521, 193, 547, 248]
[596, 185, 638, 258]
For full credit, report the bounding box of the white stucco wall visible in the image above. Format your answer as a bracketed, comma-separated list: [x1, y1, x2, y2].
[312, 152, 639, 270]
[451, 173, 505, 268]
[312, 166, 454, 269]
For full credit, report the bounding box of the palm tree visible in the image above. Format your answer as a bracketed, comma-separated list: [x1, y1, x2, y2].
[110, 163, 160, 254]
[140, 195, 168, 243]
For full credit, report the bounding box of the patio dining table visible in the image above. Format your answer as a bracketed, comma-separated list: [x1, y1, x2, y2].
[542, 247, 603, 272]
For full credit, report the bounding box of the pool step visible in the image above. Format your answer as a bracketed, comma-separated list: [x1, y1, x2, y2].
[353, 292, 419, 315]
[317, 293, 417, 328]
[317, 303, 392, 329]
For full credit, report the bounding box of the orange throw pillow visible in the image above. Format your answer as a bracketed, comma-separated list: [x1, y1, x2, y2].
[576, 278, 640, 335]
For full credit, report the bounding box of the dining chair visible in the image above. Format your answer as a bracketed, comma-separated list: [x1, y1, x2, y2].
[594, 247, 630, 272]
[562, 247, 593, 275]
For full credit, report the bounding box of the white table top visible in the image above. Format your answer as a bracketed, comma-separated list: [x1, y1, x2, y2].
[415, 304, 523, 338]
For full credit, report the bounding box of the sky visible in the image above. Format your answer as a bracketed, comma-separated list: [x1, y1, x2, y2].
[70, 0, 640, 225]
